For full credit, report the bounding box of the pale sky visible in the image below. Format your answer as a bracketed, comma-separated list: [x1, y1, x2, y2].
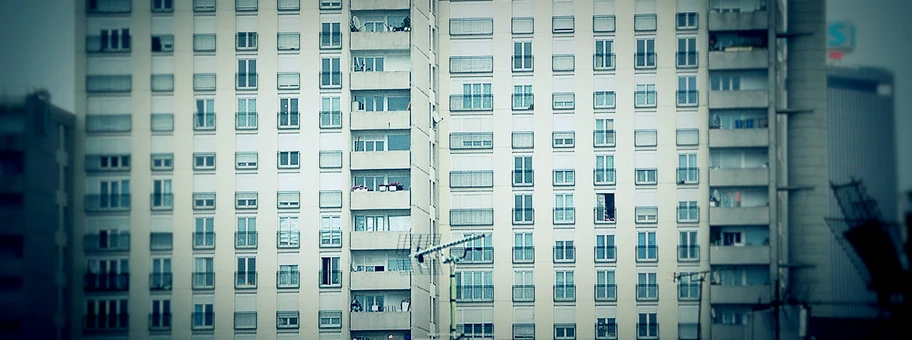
[0, 0, 907, 193]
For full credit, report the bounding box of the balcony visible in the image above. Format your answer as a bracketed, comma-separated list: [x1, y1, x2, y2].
[710, 245, 771, 265]
[351, 190, 410, 210]
[709, 49, 769, 70]
[636, 284, 659, 301]
[709, 168, 769, 187]
[554, 285, 576, 302]
[235, 232, 258, 250]
[350, 71, 410, 90]
[351, 110, 410, 130]
[711, 285, 771, 304]
[192, 232, 216, 250]
[678, 245, 700, 262]
[350, 311, 411, 331]
[513, 285, 535, 302]
[595, 284, 617, 302]
[351, 31, 410, 50]
[711, 324, 748, 340]
[276, 271, 300, 289]
[85, 194, 131, 212]
[351, 231, 409, 250]
[709, 128, 769, 148]
[150, 273, 172, 291]
[351, 0, 410, 10]
[351, 271, 411, 290]
[708, 90, 769, 109]
[84, 233, 130, 252]
[513, 246, 534, 264]
[709, 206, 770, 225]
[84, 273, 129, 292]
[350, 150, 410, 170]
[457, 285, 494, 302]
[593, 53, 616, 71]
[192, 272, 215, 289]
[708, 9, 769, 31]
[595, 246, 617, 263]
[235, 271, 258, 289]
[150, 193, 173, 211]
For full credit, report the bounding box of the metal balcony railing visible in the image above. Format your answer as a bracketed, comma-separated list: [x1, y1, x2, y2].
[553, 246, 576, 263]
[676, 167, 700, 184]
[595, 245, 617, 263]
[636, 246, 659, 262]
[678, 245, 700, 262]
[151, 193, 173, 210]
[553, 284, 576, 302]
[594, 207, 617, 224]
[319, 270, 342, 287]
[84, 194, 131, 212]
[235, 232, 258, 249]
[593, 53, 616, 71]
[277, 271, 300, 289]
[149, 313, 172, 331]
[277, 112, 300, 130]
[512, 285, 535, 302]
[192, 232, 215, 250]
[636, 284, 659, 301]
[512, 208, 534, 225]
[456, 285, 494, 302]
[192, 272, 215, 289]
[84, 273, 129, 292]
[595, 284, 618, 302]
[594, 169, 617, 185]
[235, 271, 258, 289]
[150, 273, 172, 291]
[512, 246, 534, 263]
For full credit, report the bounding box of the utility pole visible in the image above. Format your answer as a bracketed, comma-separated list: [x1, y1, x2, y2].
[674, 270, 712, 340]
[412, 233, 485, 340]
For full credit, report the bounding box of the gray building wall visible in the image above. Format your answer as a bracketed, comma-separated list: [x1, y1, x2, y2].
[826, 66, 896, 318]
[0, 90, 75, 340]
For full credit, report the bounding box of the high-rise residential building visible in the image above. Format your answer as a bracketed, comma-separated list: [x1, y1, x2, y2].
[0, 90, 75, 340]
[72, 0, 824, 339]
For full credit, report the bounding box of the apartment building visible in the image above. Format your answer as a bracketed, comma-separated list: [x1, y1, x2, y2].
[0, 90, 75, 340]
[73, 0, 826, 339]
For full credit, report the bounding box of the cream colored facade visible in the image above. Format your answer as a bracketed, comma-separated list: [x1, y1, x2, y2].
[71, 0, 801, 339]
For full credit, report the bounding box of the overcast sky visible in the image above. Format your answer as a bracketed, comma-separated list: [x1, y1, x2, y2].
[0, 0, 908, 194]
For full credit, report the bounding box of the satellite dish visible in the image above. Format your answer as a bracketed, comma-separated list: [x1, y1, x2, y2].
[352, 16, 362, 31]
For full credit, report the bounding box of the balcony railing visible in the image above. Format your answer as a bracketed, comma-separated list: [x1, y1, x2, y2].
[85, 35, 131, 53]
[235, 271, 258, 289]
[636, 284, 659, 301]
[636, 323, 659, 339]
[593, 53, 616, 71]
[235, 112, 258, 130]
[84, 273, 129, 291]
[594, 131, 616, 147]
[84, 233, 130, 252]
[319, 270, 342, 287]
[512, 246, 534, 263]
[235, 231, 258, 249]
[677, 167, 699, 184]
[553, 207, 575, 224]
[679, 283, 701, 300]
[594, 169, 616, 185]
[191, 312, 215, 330]
[636, 246, 658, 262]
[512, 208, 534, 225]
[449, 94, 493, 112]
[150, 273, 172, 290]
[151, 193, 173, 210]
[512, 285, 535, 302]
[83, 314, 128, 330]
[594, 207, 617, 224]
[236, 73, 258, 90]
[277, 112, 300, 130]
[553, 246, 576, 263]
[192, 272, 215, 289]
[149, 313, 172, 331]
[554, 284, 576, 302]
[635, 52, 657, 69]
[277, 271, 300, 289]
[678, 245, 700, 262]
[512, 170, 534, 187]
[277, 231, 301, 249]
[677, 90, 699, 107]
[595, 284, 618, 302]
[192, 232, 215, 250]
[85, 194, 131, 212]
[512, 93, 534, 110]
[677, 51, 698, 68]
[452, 247, 494, 264]
[456, 285, 494, 302]
[512, 55, 534, 72]
[677, 206, 700, 223]
[595, 245, 617, 262]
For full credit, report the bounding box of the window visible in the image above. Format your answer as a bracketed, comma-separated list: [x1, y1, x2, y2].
[594, 118, 615, 147]
[276, 264, 300, 289]
[678, 201, 699, 223]
[319, 0, 341, 10]
[513, 232, 534, 263]
[277, 32, 300, 50]
[595, 234, 616, 262]
[597, 318, 618, 339]
[235, 152, 258, 170]
[193, 153, 215, 171]
[552, 93, 575, 110]
[320, 22, 342, 49]
[637, 272, 659, 301]
[462, 323, 494, 338]
[678, 153, 699, 183]
[276, 311, 299, 329]
[86, 155, 130, 172]
[635, 84, 657, 108]
[513, 271, 534, 302]
[237, 59, 258, 90]
[236, 32, 258, 51]
[320, 215, 342, 248]
[711, 75, 741, 91]
[150, 258, 172, 290]
[320, 97, 342, 128]
[85, 115, 131, 133]
[277, 191, 300, 209]
[277, 0, 300, 11]
[193, 193, 216, 210]
[192, 257, 215, 288]
[595, 270, 617, 302]
[320, 57, 342, 88]
[512, 85, 533, 110]
[554, 240, 575, 262]
[678, 75, 698, 106]
[553, 169, 575, 186]
[193, 34, 216, 52]
[236, 216, 257, 248]
[152, 0, 173, 11]
[635, 168, 658, 185]
[552, 131, 575, 148]
[85, 258, 129, 289]
[594, 155, 616, 185]
[151, 154, 173, 171]
[194, 99, 215, 130]
[554, 271, 575, 301]
[352, 56, 384, 72]
[512, 131, 534, 149]
[151, 35, 174, 52]
[278, 151, 300, 169]
[635, 38, 656, 69]
[594, 91, 616, 109]
[319, 151, 343, 168]
[236, 98, 257, 129]
[152, 179, 172, 209]
[513, 41, 533, 71]
[455, 271, 493, 302]
[193, 217, 215, 249]
[319, 311, 342, 329]
[594, 40, 614, 70]
[89, 28, 131, 53]
[678, 272, 701, 300]
[150, 298, 171, 330]
[192, 303, 214, 329]
[278, 216, 300, 248]
[635, 130, 657, 147]
[555, 324, 576, 340]
[677, 12, 698, 30]
[637, 232, 658, 262]
[554, 193, 575, 224]
[513, 193, 533, 224]
[151, 114, 173, 132]
[354, 137, 385, 152]
[84, 298, 128, 330]
[636, 206, 658, 223]
[552, 54, 575, 72]
[513, 155, 533, 186]
[552, 16, 575, 33]
[512, 17, 534, 34]
[720, 231, 744, 246]
[455, 83, 493, 111]
[236, 257, 257, 288]
[90, 179, 131, 211]
[593, 15, 616, 32]
[638, 313, 659, 339]
[678, 37, 698, 68]
[320, 257, 341, 287]
[449, 18, 494, 36]
[456, 233, 493, 264]
[278, 98, 299, 129]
